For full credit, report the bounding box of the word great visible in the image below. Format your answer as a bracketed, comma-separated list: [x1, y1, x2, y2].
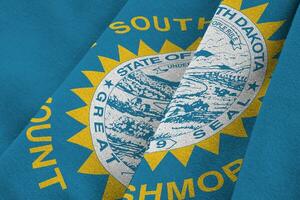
[109, 16, 211, 34]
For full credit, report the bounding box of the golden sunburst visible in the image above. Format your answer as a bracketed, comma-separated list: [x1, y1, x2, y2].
[143, 0, 285, 171]
[67, 39, 201, 199]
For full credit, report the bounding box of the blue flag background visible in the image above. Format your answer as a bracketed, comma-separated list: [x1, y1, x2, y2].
[0, 0, 300, 199]
[0, 0, 126, 153]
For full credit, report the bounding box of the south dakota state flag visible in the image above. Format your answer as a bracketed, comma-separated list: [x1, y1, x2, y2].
[0, 0, 219, 199]
[0, 0, 300, 200]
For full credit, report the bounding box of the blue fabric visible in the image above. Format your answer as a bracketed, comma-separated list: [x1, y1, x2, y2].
[0, 0, 126, 153]
[232, 4, 300, 200]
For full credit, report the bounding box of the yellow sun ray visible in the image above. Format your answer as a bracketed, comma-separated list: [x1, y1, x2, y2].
[160, 40, 183, 53]
[82, 71, 106, 87]
[196, 133, 221, 155]
[78, 152, 109, 175]
[68, 127, 93, 151]
[241, 99, 262, 118]
[241, 3, 268, 23]
[186, 37, 202, 51]
[170, 145, 195, 166]
[257, 79, 270, 97]
[265, 59, 278, 78]
[66, 106, 89, 126]
[98, 56, 120, 72]
[71, 87, 95, 105]
[222, 0, 242, 10]
[266, 40, 285, 59]
[257, 21, 285, 39]
[144, 151, 169, 171]
[102, 176, 127, 200]
[118, 45, 138, 62]
[138, 40, 158, 56]
[222, 119, 247, 138]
